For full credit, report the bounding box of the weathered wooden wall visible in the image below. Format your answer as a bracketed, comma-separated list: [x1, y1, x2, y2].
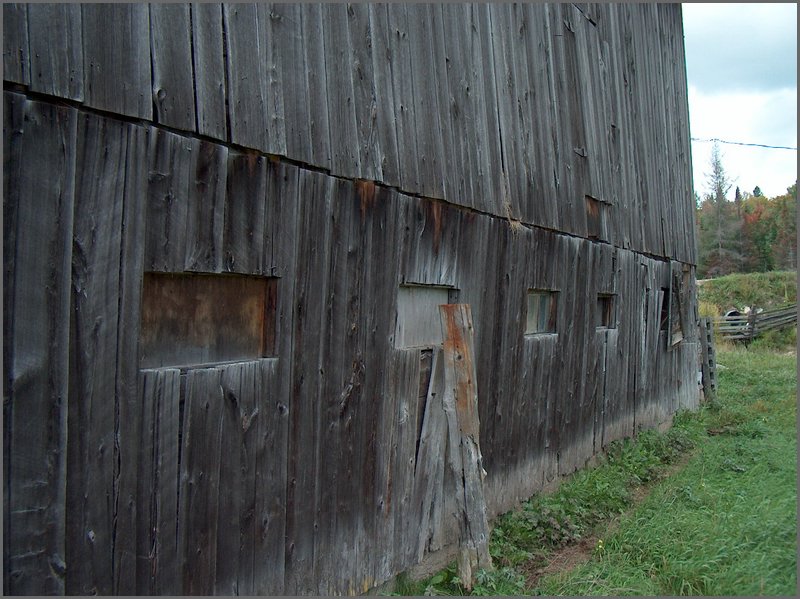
[4, 3, 699, 595]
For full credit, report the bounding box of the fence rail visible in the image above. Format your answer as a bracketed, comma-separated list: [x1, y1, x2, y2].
[713, 304, 797, 341]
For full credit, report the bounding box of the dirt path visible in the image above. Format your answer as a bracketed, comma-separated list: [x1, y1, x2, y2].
[519, 454, 693, 590]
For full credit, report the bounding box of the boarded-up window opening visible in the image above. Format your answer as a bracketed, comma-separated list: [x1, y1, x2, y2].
[586, 195, 608, 241]
[526, 290, 558, 334]
[140, 272, 277, 368]
[395, 284, 457, 349]
[597, 293, 616, 329]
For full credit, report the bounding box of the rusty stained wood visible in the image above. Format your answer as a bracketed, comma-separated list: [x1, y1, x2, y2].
[139, 272, 276, 368]
[439, 304, 491, 589]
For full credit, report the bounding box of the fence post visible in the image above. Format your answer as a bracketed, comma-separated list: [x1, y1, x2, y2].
[748, 308, 757, 341]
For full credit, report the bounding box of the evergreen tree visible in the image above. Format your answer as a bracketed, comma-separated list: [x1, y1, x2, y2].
[696, 143, 743, 277]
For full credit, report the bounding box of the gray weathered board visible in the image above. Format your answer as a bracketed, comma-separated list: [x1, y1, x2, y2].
[4, 3, 700, 596]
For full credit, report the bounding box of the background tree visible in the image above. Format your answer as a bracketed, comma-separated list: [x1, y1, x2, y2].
[696, 142, 743, 277]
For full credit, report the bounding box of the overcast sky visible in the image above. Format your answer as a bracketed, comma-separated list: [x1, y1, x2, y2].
[682, 3, 797, 199]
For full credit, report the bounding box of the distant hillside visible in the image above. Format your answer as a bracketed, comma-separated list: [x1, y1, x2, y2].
[697, 271, 797, 315]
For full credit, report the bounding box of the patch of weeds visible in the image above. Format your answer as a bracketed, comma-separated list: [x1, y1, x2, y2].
[472, 567, 527, 596]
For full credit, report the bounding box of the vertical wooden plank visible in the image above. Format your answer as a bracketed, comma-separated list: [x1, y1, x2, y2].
[406, 4, 445, 199]
[136, 368, 181, 595]
[322, 3, 361, 179]
[185, 140, 228, 272]
[223, 3, 268, 152]
[144, 129, 197, 272]
[214, 361, 254, 595]
[257, 3, 289, 156]
[223, 151, 267, 275]
[367, 4, 401, 188]
[386, 4, 420, 193]
[113, 122, 150, 595]
[348, 2, 384, 182]
[81, 4, 152, 120]
[470, 3, 505, 215]
[2, 94, 25, 596]
[177, 367, 223, 595]
[66, 112, 129, 595]
[284, 170, 333, 594]
[5, 97, 76, 596]
[300, 3, 332, 170]
[149, 4, 196, 131]
[28, 4, 83, 100]
[3, 3, 29, 85]
[270, 3, 311, 164]
[191, 3, 228, 140]
[251, 359, 287, 595]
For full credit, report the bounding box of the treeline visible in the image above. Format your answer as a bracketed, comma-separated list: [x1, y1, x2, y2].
[695, 143, 797, 278]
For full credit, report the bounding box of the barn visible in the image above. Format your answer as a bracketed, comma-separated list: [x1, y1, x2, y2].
[3, 3, 700, 595]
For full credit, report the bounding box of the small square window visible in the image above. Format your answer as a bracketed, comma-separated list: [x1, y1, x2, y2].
[526, 290, 558, 334]
[395, 284, 458, 348]
[597, 293, 615, 329]
[586, 195, 608, 241]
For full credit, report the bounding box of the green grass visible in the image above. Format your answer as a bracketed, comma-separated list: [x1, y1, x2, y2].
[389, 347, 797, 596]
[535, 348, 797, 596]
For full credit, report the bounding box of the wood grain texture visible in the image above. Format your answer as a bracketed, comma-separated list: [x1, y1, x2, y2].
[149, 4, 196, 131]
[5, 96, 77, 596]
[191, 3, 228, 140]
[81, 4, 152, 120]
[27, 4, 83, 100]
[223, 3, 268, 152]
[2, 3, 29, 85]
[67, 112, 130, 595]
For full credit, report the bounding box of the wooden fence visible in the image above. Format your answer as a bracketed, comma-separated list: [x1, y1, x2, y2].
[713, 304, 797, 341]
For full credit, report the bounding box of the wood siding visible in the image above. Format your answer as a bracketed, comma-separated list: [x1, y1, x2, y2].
[4, 3, 699, 595]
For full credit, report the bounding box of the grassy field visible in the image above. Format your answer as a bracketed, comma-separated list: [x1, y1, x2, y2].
[391, 347, 797, 596]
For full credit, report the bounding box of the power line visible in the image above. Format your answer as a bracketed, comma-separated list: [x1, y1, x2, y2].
[691, 137, 797, 151]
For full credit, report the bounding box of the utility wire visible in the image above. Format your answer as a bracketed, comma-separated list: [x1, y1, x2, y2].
[691, 137, 797, 151]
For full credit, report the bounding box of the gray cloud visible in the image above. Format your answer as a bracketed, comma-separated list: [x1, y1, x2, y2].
[682, 3, 797, 93]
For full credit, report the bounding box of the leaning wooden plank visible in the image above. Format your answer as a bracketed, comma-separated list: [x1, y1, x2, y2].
[178, 367, 224, 595]
[5, 97, 77, 596]
[439, 304, 492, 589]
[67, 111, 129, 595]
[2, 4, 29, 85]
[28, 4, 83, 100]
[149, 4, 196, 131]
[223, 3, 268, 152]
[223, 151, 268, 274]
[257, 3, 289, 156]
[185, 140, 228, 272]
[191, 3, 228, 140]
[112, 122, 150, 595]
[81, 4, 152, 120]
[409, 349, 447, 561]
